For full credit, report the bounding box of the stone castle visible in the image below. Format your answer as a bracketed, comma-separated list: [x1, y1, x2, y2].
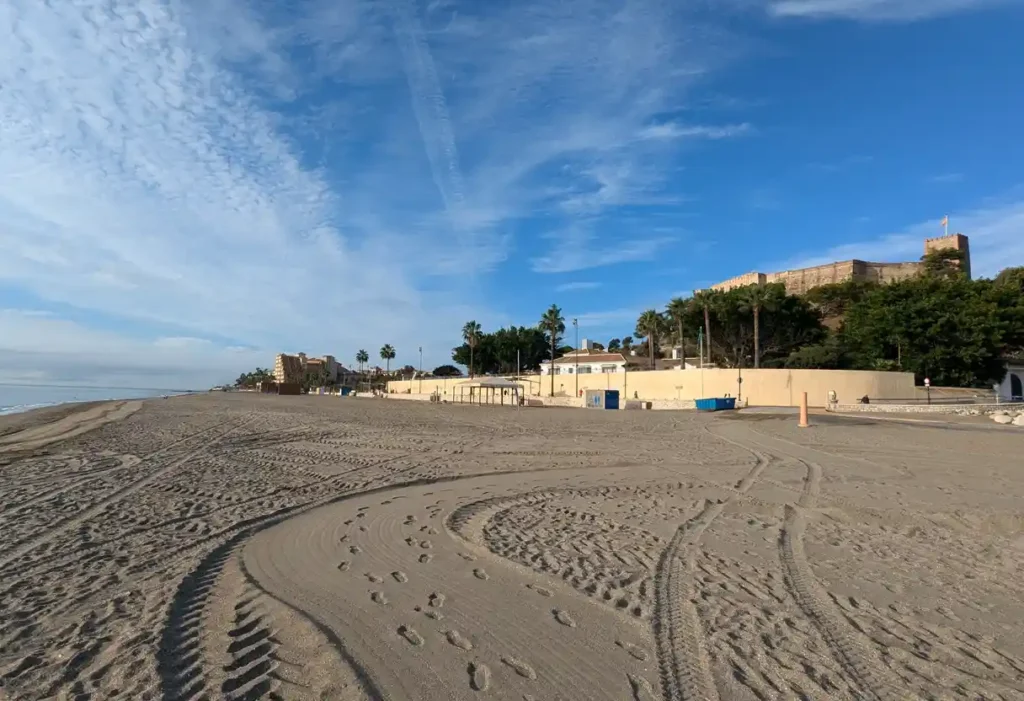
[711, 234, 971, 296]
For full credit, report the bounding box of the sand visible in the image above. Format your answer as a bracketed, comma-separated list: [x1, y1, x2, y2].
[1, 394, 1023, 700]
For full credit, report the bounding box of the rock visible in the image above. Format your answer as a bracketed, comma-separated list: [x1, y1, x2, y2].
[1013, 415, 1024, 427]
[992, 413, 1013, 424]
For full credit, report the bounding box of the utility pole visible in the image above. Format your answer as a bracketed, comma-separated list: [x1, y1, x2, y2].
[573, 318, 579, 399]
[418, 346, 423, 394]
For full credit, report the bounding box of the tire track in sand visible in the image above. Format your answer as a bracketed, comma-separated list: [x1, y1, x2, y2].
[0, 415, 254, 573]
[779, 458, 902, 701]
[652, 449, 770, 701]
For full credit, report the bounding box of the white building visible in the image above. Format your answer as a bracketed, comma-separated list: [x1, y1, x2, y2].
[540, 350, 633, 376]
[996, 362, 1023, 401]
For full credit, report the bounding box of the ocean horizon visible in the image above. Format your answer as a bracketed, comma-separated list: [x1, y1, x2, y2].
[0, 384, 193, 416]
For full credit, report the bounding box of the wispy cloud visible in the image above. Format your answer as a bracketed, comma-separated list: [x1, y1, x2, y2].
[769, 0, 1016, 21]
[806, 155, 874, 173]
[555, 281, 602, 293]
[0, 0, 750, 384]
[532, 226, 676, 274]
[770, 197, 1024, 278]
[0, 310, 263, 388]
[928, 172, 965, 184]
[638, 122, 753, 141]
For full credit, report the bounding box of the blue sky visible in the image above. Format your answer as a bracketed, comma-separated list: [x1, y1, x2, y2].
[1, 0, 1022, 387]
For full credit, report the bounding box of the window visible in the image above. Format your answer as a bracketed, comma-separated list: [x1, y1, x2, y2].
[601, 365, 618, 373]
[577, 366, 592, 374]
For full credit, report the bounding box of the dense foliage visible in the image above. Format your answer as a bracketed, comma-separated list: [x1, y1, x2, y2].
[452, 325, 552, 375]
[234, 368, 274, 387]
[630, 261, 1024, 387]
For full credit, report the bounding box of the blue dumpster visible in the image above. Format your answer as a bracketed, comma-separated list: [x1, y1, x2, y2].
[695, 397, 736, 412]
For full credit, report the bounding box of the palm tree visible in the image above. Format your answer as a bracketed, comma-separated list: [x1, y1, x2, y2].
[462, 320, 482, 378]
[740, 284, 773, 368]
[666, 297, 689, 368]
[635, 310, 665, 370]
[356, 349, 369, 374]
[539, 304, 565, 396]
[692, 289, 717, 366]
[380, 345, 396, 374]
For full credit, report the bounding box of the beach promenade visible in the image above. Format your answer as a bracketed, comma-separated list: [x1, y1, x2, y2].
[1, 393, 1023, 700]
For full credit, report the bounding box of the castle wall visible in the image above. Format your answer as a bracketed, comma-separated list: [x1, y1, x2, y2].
[766, 261, 858, 296]
[710, 272, 766, 292]
[708, 235, 970, 296]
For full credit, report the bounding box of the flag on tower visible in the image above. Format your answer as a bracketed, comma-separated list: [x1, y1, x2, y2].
[941, 215, 949, 235]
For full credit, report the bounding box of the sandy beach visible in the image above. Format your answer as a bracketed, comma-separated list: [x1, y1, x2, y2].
[1, 393, 1023, 700]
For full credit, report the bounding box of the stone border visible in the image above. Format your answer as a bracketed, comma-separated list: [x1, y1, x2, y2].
[827, 402, 1023, 414]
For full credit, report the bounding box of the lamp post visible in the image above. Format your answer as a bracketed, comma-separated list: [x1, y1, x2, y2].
[418, 346, 423, 394]
[573, 318, 579, 399]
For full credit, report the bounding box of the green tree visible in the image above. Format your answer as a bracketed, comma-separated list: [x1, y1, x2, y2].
[666, 297, 690, 366]
[379, 344, 396, 374]
[804, 279, 879, 319]
[920, 247, 968, 280]
[607, 338, 621, 351]
[539, 304, 566, 396]
[621, 336, 633, 352]
[739, 284, 776, 369]
[462, 320, 482, 378]
[356, 349, 369, 374]
[635, 309, 665, 370]
[843, 275, 1009, 386]
[692, 289, 718, 365]
[432, 364, 462, 377]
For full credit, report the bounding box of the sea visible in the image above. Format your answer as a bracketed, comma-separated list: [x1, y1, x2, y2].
[0, 384, 191, 416]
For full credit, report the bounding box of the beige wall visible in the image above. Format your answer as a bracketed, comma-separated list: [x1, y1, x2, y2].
[387, 369, 914, 407]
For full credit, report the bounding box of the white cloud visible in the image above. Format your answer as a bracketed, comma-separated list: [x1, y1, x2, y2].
[768, 0, 1016, 21]
[770, 198, 1024, 279]
[0, 0, 748, 385]
[638, 122, 752, 141]
[0, 310, 264, 388]
[532, 226, 676, 274]
[928, 173, 965, 184]
[555, 281, 602, 292]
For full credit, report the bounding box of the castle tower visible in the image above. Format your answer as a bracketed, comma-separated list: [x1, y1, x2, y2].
[924, 233, 971, 279]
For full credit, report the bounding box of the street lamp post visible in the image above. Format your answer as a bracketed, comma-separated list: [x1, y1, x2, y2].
[573, 318, 579, 399]
[418, 346, 423, 394]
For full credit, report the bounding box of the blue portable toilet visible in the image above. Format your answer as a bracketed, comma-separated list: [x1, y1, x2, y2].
[585, 389, 619, 410]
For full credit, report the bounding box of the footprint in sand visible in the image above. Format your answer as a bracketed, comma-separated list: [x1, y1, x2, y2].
[444, 629, 473, 651]
[428, 592, 445, 608]
[349, 545, 362, 554]
[339, 534, 350, 543]
[405, 537, 417, 547]
[337, 561, 351, 572]
[468, 661, 491, 691]
[500, 656, 537, 680]
[458, 552, 476, 562]
[553, 609, 577, 628]
[425, 610, 443, 621]
[371, 591, 388, 605]
[392, 571, 408, 583]
[526, 583, 552, 597]
[418, 553, 433, 564]
[615, 640, 649, 661]
[420, 540, 433, 549]
[359, 525, 368, 532]
[366, 573, 383, 584]
[472, 568, 489, 581]
[398, 625, 425, 646]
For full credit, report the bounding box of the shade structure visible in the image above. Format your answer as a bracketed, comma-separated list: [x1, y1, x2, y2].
[455, 378, 524, 407]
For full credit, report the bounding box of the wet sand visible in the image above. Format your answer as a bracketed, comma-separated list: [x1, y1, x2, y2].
[1, 393, 1022, 700]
